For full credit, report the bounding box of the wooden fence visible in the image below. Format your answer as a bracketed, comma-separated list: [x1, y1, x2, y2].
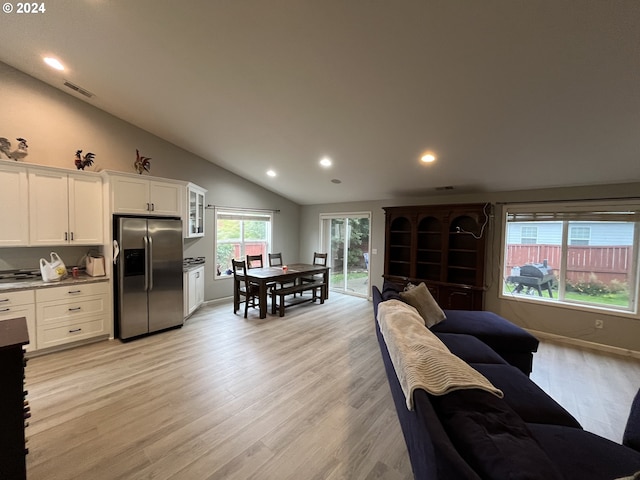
[506, 245, 632, 285]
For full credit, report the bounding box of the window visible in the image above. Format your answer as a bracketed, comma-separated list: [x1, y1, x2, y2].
[215, 209, 272, 277]
[569, 226, 590, 245]
[502, 201, 639, 313]
[520, 226, 538, 244]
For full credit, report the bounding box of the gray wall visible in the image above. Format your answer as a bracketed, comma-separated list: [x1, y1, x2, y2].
[301, 182, 640, 353]
[0, 62, 300, 301]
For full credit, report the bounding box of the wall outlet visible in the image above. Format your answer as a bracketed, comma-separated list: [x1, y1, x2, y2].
[595, 319, 604, 329]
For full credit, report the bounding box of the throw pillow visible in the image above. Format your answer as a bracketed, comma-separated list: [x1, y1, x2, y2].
[400, 282, 446, 328]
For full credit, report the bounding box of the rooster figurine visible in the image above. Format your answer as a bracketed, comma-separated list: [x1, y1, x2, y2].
[0, 137, 28, 161]
[134, 149, 151, 174]
[74, 150, 96, 170]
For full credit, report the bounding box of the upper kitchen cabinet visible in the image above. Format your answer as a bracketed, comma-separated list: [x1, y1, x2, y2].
[28, 169, 104, 246]
[0, 161, 29, 246]
[185, 183, 206, 238]
[109, 172, 183, 217]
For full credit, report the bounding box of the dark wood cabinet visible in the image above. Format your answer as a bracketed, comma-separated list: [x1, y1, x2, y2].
[383, 204, 488, 310]
[0, 317, 30, 480]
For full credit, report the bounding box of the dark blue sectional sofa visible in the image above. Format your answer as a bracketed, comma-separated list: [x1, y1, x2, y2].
[373, 283, 640, 480]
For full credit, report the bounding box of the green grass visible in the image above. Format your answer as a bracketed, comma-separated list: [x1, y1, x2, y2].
[331, 272, 368, 284]
[563, 291, 629, 307]
[503, 286, 629, 308]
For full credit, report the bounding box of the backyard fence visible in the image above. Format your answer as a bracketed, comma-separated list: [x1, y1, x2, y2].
[506, 244, 632, 286]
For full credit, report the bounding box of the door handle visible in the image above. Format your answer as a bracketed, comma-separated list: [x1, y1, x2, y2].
[143, 235, 150, 291]
[148, 236, 154, 291]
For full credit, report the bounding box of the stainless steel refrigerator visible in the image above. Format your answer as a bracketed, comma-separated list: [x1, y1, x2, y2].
[114, 216, 184, 340]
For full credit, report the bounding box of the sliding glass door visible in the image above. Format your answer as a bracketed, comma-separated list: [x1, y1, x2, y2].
[320, 213, 371, 297]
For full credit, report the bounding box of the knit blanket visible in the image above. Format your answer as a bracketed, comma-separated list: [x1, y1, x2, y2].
[377, 300, 503, 410]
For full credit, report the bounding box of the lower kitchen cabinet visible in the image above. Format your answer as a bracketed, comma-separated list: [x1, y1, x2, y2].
[184, 266, 205, 318]
[35, 282, 110, 350]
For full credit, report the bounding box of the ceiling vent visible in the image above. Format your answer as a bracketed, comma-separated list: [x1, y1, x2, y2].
[63, 80, 94, 98]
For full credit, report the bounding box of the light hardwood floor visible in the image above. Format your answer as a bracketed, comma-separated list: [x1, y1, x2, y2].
[25, 293, 640, 479]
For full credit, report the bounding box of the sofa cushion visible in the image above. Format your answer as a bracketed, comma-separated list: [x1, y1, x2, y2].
[435, 332, 508, 365]
[624, 388, 640, 452]
[470, 363, 582, 428]
[432, 389, 564, 479]
[529, 423, 640, 480]
[432, 309, 539, 353]
[400, 282, 446, 328]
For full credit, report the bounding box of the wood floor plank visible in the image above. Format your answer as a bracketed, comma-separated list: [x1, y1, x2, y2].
[24, 293, 640, 479]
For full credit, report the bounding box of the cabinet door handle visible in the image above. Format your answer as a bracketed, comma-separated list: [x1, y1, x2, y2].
[70, 232, 74, 241]
[147, 202, 151, 211]
[151, 203, 155, 211]
[68, 290, 82, 294]
[68, 307, 82, 312]
[0, 298, 9, 303]
[65, 232, 68, 241]
[0, 308, 10, 312]
[69, 328, 82, 333]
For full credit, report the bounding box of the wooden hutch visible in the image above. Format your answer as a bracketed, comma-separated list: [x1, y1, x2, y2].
[383, 203, 489, 310]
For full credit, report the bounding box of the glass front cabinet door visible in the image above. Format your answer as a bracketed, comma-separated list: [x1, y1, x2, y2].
[185, 183, 207, 238]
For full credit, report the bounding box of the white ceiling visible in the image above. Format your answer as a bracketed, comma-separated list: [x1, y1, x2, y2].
[1, 1, 639, 205]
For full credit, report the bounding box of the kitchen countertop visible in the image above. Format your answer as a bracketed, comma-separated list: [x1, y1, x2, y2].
[0, 274, 109, 293]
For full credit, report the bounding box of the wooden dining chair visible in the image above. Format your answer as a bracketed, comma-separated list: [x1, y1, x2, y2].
[268, 252, 283, 267]
[301, 252, 328, 298]
[246, 254, 264, 269]
[268, 252, 296, 293]
[232, 259, 259, 318]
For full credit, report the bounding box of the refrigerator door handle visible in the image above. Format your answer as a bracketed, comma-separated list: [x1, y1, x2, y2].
[148, 235, 154, 291]
[143, 235, 150, 291]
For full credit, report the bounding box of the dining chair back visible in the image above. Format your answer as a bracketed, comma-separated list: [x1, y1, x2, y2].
[312, 252, 328, 266]
[232, 259, 259, 318]
[246, 254, 264, 269]
[268, 252, 283, 267]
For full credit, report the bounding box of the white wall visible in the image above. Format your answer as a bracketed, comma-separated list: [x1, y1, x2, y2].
[301, 182, 640, 353]
[0, 61, 301, 301]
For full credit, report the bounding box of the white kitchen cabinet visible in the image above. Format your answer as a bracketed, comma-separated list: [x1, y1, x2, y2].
[28, 169, 104, 246]
[184, 265, 205, 318]
[0, 161, 29, 246]
[35, 282, 110, 350]
[185, 183, 207, 238]
[110, 173, 183, 216]
[0, 290, 36, 352]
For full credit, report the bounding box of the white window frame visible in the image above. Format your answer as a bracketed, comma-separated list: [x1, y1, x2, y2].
[214, 208, 273, 279]
[520, 226, 538, 244]
[569, 225, 591, 246]
[500, 200, 640, 316]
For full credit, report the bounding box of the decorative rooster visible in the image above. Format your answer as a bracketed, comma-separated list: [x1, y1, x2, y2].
[0, 137, 28, 161]
[74, 150, 95, 170]
[134, 149, 151, 174]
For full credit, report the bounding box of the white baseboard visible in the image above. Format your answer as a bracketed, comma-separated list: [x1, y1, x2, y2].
[527, 328, 640, 360]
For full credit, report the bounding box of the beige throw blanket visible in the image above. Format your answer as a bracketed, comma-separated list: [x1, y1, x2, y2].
[377, 300, 503, 410]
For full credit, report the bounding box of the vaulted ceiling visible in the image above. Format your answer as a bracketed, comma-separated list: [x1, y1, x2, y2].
[1, 1, 638, 205]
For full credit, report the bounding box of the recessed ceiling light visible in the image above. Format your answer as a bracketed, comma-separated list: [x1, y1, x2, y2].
[266, 169, 276, 177]
[44, 57, 65, 71]
[421, 153, 436, 163]
[319, 156, 332, 168]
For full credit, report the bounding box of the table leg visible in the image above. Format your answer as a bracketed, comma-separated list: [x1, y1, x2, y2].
[259, 281, 268, 318]
[233, 278, 239, 313]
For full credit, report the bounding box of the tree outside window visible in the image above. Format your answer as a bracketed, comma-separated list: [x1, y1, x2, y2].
[215, 210, 272, 277]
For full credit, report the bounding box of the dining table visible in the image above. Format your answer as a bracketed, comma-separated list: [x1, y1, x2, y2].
[233, 263, 330, 319]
